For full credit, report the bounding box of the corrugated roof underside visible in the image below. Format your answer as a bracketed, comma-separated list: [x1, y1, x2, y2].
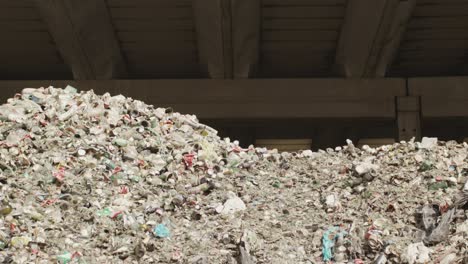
[390, 0, 468, 77]
[107, 0, 204, 79]
[0, 0, 71, 80]
[258, 0, 346, 78]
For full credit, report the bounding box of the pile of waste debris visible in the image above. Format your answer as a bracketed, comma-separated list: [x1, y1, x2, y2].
[0, 86, 466, 263]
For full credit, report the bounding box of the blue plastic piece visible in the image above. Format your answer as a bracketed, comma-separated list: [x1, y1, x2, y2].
[154, 224, 170, 238]
[322, 226, 348, 262]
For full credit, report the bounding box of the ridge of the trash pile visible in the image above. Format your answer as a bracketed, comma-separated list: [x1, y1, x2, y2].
[0, 86, 466, 263]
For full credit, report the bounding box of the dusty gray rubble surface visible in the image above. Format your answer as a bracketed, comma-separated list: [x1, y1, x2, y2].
[0, 87, 467, 264]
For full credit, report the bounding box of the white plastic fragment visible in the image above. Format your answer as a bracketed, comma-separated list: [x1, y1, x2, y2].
[456, 220, 468, 235]
[439, 253, 457, 264]
[301, 149, 313, 158]
[414, 154, 424, 163]
[64, 85, 77, 94]
[419, 137, 438, 149]
[355, 161, 379, 175]
[405, 242, 432, 264]
[241, 230, 262, 254]
[216, 192, 246, 215]
[325, 194, 341, 212]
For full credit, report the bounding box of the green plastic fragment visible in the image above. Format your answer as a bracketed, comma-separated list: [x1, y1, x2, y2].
[114, 138, 128, 147]
[419, 161, 433, 172]
[0, 205, 12, 216]
[362, 190, 372, 199]
[110, 172, 125, 183]
[428, 181, 448, 190]
[103, 159, 116, 170]
[97, 207, 112, 217]
[130, 175, 141, 182]
[30, 211, 44, 221]
[200, 130, 209, 137]
[57, 252, 73, 264]
[10, 236, 31, 248]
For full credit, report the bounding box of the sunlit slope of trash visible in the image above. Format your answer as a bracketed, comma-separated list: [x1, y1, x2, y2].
[0, 87, 466, 263]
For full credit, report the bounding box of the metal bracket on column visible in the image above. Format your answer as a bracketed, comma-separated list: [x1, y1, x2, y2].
[397, 96, 421, 141]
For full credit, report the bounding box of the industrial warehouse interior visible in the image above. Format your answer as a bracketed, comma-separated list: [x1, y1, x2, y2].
[0, 0, 467, 263]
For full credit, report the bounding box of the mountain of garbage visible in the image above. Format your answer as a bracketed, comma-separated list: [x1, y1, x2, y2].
[0, 86, 466, 263]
